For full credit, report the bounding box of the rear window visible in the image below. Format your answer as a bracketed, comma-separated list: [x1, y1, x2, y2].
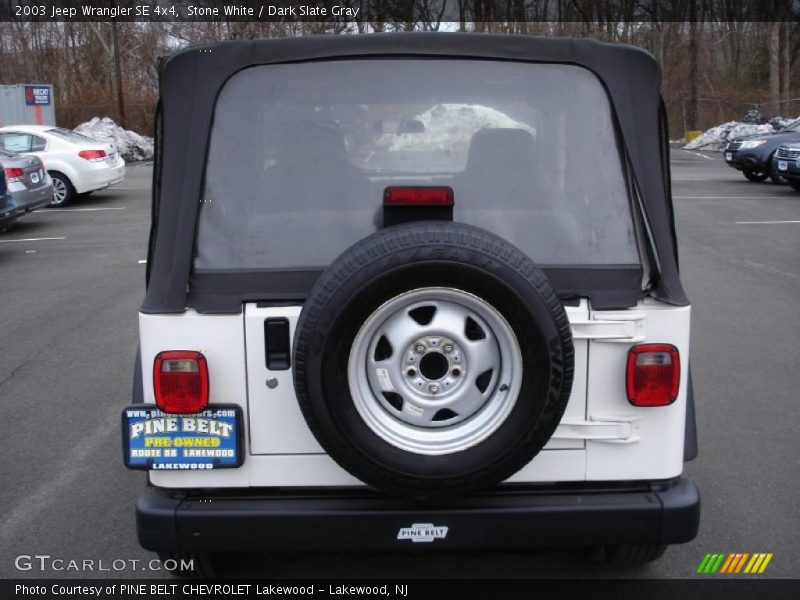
[195, 59, 639, 271]
[0, 132, 46, 153]
[46, 128, 97, 144]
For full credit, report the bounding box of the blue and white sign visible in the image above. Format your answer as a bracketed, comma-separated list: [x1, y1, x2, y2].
[122, 405, 242, 470]
[24, 86, 51, 106]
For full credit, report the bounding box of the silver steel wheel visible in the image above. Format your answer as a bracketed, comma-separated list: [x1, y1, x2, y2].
[348, 287, 523, 455]
[50, 177, 68, 205]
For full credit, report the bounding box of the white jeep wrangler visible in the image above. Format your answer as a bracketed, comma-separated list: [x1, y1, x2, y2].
[124, 33, 700, 574]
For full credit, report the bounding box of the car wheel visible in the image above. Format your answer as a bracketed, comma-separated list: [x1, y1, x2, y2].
[48, 172, 75, 206]
[742, 169, 769, 182]
[293, 222, 575, 498]
[588, 544, 668, 566]
[789, 180, 800, 192]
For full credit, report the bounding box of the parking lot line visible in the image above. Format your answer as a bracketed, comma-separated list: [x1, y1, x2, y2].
[45, 207, 126, 212]
[0, 236, 65, 243]
[681, 150, 716, 160]
[736, 220, 800, 225]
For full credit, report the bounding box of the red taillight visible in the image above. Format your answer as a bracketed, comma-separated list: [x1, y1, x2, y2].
[384, 187, 454, 206]
[78, 149, 107, 161]
[4, 167, 24, 182]
[626, 344, 680, 407]
[153, 351, 209, 414]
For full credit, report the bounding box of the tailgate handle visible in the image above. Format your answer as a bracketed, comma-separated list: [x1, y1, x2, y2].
[570, 313, 646, 343]
[264, 318, 291, 370]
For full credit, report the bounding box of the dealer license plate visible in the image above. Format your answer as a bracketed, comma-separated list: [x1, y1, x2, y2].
[778, 160, 788, 171]
[725, 152, 732, 161]
[122, 405, 242, 470]
[30, 171, 39, 184]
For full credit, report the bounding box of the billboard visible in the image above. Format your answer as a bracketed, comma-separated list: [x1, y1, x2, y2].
[24, 85, 51, 106]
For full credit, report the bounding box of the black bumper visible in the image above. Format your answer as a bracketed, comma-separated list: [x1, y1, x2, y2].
[137, 479, 700, 553]
[772, 157, 800, 180]
[0, 204, 21, 229]
[725, 153, 768, 171]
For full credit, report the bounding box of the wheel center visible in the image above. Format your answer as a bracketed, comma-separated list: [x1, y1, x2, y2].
[419, 351, 449, 381]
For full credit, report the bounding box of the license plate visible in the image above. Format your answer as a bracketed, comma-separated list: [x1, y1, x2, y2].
[725, 152, 732, 161]
[30, 171, 39, 184]
[122, 405, 243, 470]
[778, 160, 788, 171]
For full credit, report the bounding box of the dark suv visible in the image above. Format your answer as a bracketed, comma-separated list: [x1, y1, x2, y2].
[724, 119, 800, 183]
[772, 143, 800, 191]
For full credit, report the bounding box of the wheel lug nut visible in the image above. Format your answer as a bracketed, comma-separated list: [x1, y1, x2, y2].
[428, 384, 439, 394]
[407, 368, 417, 377]
[451, 368, 461, 377]
[443, 344, 453, 353]
[414, 344, 426, 353]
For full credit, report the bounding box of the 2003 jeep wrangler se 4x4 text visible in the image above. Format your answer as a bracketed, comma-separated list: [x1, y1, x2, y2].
[124, 33, 700, 573]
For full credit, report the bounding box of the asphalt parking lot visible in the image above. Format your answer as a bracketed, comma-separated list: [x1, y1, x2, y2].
[0, 151, 798, 580]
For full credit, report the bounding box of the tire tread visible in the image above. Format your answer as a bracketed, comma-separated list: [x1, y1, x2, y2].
[293, 222, 574, 496]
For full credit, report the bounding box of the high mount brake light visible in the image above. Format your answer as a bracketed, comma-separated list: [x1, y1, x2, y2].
[384, 187, 454, 206]
[153, 351, 209, 414]
[626, 344, 680, 407]
[78, 149, 107, 161]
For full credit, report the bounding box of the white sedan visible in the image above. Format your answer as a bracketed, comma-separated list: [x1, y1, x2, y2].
[0, 124, 125, 206]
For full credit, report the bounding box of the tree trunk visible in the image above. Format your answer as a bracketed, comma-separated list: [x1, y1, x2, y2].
[768, 21, 781, 116]
[111, 22, 126, 129]
[688, 9, 699, 131]
[782, 20, 791, 104]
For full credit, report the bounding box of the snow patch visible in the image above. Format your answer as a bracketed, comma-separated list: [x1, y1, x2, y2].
[684, 116, 798, 151]
[73, 117, 154, 162]
[380, 104, 535, 152]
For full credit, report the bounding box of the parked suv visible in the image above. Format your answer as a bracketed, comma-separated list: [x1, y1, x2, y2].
[772, 143, 800, 191]
[724, 119, 800, 183]
[125, 34, 700, 575]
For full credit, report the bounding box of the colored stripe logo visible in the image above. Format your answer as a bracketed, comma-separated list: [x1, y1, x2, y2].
[696, 552, 773, 574]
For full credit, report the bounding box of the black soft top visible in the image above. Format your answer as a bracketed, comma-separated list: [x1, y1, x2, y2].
[144, 33, 687, 314]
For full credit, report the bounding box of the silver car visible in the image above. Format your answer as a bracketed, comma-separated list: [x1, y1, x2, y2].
[0, 148, 54, 213]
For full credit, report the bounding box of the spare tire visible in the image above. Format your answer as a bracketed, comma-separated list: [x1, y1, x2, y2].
[293, 222, 574, 497]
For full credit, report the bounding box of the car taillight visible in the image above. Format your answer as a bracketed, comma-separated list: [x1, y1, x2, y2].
[78, 149, 107, 161]
[384, 187, 454, 206]
[153, 351, 209, 414]
[626, 344, 680, 407]
[4, 167, 24, 182]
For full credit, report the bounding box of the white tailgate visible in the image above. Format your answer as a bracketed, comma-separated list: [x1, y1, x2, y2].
[245, 302, 589, 457]
[141, 298, 689, 489]
[245, 305, 321, 454]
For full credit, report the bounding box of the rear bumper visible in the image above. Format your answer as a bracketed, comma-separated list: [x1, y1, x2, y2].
[137, 479, 700, 553]
[0, 200, 21, 228]
[9, 184, 53, 212]
[75, 161, 126, 193]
